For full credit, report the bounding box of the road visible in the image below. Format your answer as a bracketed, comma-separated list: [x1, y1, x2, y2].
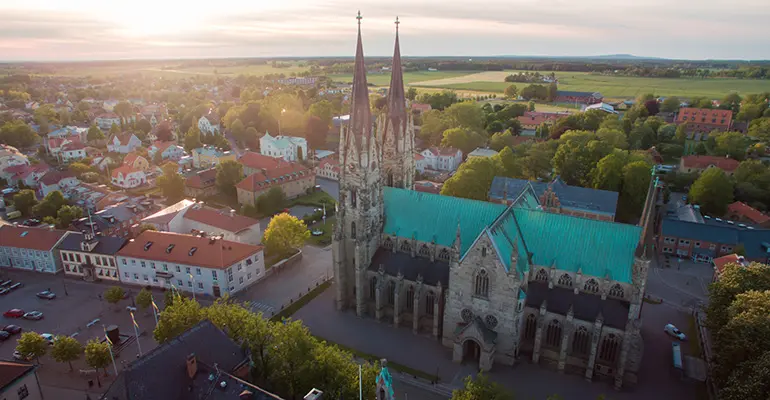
[316, 177, 340, 201]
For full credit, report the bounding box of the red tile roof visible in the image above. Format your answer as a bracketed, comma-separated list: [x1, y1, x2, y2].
[111, 164, 140, 178]
[151, 141, 177, 154]
[681, 155, 740, 172]
[62, 142, 86, 152]
[117, 230, 262, 270]
[317, 158, 339, 172]
[0, 225, 68, 251]
[411, 103, 432, 112]
[184, 207, 259, 233]
[517, 112, 561, 126]
[713, 254, 747, 276]
[676, 107, 732, 128]
[123, 153, 146, 167]
[727, 201, 770, 225]
[414, 153, 425, 161]
[239, 152, 282, 171]
[236, 163, 311, 192]
[39, 170, 75, 185]
[185, 168, 217, 189]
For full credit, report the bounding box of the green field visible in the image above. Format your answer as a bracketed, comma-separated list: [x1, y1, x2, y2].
[328, 70, 470, 86]
[28, 63, 310, 78]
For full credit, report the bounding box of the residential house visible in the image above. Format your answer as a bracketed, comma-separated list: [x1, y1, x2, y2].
[111, 165, 146, 189]
[467, 147, 499, 158]
[260, 132, 308, 162]
[24, 101, 40, 110]
[148, 141, 185, 161]
[0, 361, 44, 400]
[191, 145, 234, 169]
[489, 176, 619, 221]
[47, 136, 82, 158]
[1, 164, 47, 187]
[313, 150, 335, 161]
[238, 151, 282, 176]
[59, 142, 88, 163]
[0, 144, 30, 172]
[411, 103, 432, 115]
[679, 155, 740, 176]
[56, 231, 126, 282]
[584, 102, 618, 114]
[316, 158, 339, 181]
[107, 132, 142, 154]
[712, 253, 749, 282]
[414, 180, 443, 194]
[95, 112, 122, 131]
[91, 156, 118, 171]
[141, 200, 262, 245]
[554, 90, 603, 105]
[516, 112, 562, 136]
[122, 153, 151, 172]
[416, 147, 462, 173]
[726, 201, 770, 228]
[675, 107, 733, 135]
[197, 110, 220, 136]
[0, 225, 69, 273]
[140, 104, 167, 127]
[71, 198, 159, 237]
[116, 230, 265, 296]
[184, 168, 218, 198]
[102, 99, 119, 112]
[236, 162, 314, 206]
[39, 170, 79, 196]
[48, 126, 87, 141]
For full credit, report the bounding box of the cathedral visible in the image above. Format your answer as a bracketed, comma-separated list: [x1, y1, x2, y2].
[332, 15, 656, 389]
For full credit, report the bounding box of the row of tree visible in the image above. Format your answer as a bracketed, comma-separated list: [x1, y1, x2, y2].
[11, 190, 83, 228]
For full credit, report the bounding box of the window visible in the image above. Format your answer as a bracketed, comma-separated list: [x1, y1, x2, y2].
[65, 265, 70, 272]
[461, 309, 474, 323]
[198, 282, 204, 289]
[370, 277, 377, 300]
[247, 273, 252, 280]
[418, 245, 429, 257]
[246, 258, 253, 266]
[143, 274, 148, 281]
[709, 244, 716, 250]
[557, 273, 572, 288]
[572, 326, 590, 356]
[438, 248, 450, 261]
[228, 269, 234, 282]
[609, 284, 624, 298]
[212, 270, 218, 280]
[150, 262, 156, 269]
[124, 272, 129, 278]
[485, 315, 498, 329]
[584, 279, 600, 294]
[426, 291, 435, 315]
[474, 269, 489, 297]
[524, 314, 537, 341]
[239, 276, 244, 284]
[694, 242, 701, 248]
[664, 237, 675, 244]
[535, 269, 548, 282]
[176, 265, 181, 272]
[400, 240, 411, 253]
[122, 258, 127, 265]
[387, 281, 396, 305]
[351, 222, 356, 239]
[186, 267, 191, 274]
[350, 189, 357, 208]
[177, 280, 183, 286]
[406, 286, 415, 310]
[196, 268, 201, 276]
[17, 384, 29, 399]
[133, 273, 139, 279]
[237, 263, 242, 271]
[76, 254, 82, 263]
[131, 259, 136, 265]
[599, 334, 620, 363]
[545, 319, 562, 348]
[188, 281, 192, 287]
[383, 238, 394, 250]
[141, 261, 146, 268]
[153, 278, 158, 283]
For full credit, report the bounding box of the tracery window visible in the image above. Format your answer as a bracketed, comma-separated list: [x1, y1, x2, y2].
[609, 284, 624, 299]
[426, 291, 436, 315]
[474, 269, 489, 297]
[369, 276, 377, 300]
[545, 319, 562, 348]
[535, 269, 548, 282]
[406, 286, 415, 310]
[437, 248, 450, 262]
[400, 240, 411, 253]
[485, 315, 498, 329]
[418, 244, 430, 257]
[524, 314, 537, 340]
[599, 334, 620, 363]
[351, 222, 356, 239]
[461, 309, 474, 323]
[383, 238, 394, 250]
[557, 273, 573, 288]
[584, 279, 600, 294]
[387, 281, 396, 305]
[572, 326, 590, 356]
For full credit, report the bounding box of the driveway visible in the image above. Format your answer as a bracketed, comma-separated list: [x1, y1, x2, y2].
[316, 177, 339, 201]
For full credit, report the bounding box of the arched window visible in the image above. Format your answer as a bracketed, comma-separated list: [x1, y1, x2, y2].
[406, 286, 415, 311]
[535, 269, 548, 282]
[400, 240, 411, 253]
[351, 222, 356, 239]
[599, 334, 620, 363]
[524, 314, 537, 340]
[437, 248, 450, 262]
[609, 284, 624, 299]
[545, 319, 562, 348]
[418, 245, 430, 258]
[584, 279, 600, 294]
[426, 291, 435, 316]
[369, 276, 377, 300]
[474, 269, 489, 297]
[572, 326, 590, 356]
[387, 281, 396, 306]
[383, 237, 394, 250]
[351, 190, 357, 208]
[558, 273, 573, 288]
[481, 247, 486, 257]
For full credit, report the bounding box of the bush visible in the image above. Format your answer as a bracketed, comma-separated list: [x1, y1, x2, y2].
[104, 286, 125, 304]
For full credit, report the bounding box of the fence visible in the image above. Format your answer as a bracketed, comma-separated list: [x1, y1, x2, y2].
[694, 310, 718, 400]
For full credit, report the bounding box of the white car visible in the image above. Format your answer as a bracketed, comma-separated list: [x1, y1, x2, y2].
[40, 333, 55, 345]
[664, 324, 686, 341]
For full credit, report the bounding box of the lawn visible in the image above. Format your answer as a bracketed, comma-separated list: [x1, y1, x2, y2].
[290, 190, 336, 207]
[306, 216, 335, 247]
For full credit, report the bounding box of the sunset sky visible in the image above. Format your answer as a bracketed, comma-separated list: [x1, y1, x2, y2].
[1, 0, 768, 61]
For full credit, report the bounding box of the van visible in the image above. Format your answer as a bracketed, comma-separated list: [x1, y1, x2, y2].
[6, 211, 21, 220]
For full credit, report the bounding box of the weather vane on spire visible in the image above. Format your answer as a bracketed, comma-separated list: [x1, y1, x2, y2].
[357, 11, 362, 26]
[395, 16, 400, 32]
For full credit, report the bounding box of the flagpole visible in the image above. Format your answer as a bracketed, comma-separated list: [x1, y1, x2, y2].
[359, 364, 362, 400]
[103, 326, 119, 376]
[151, 296, 159, 326]
[130, 311, 143, 356]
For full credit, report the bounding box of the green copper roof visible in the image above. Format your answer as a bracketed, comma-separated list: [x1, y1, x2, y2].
[383, 187, 506, 255]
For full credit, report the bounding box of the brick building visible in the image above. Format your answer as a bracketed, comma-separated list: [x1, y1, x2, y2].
[679, 155, 740, 176]
[675, 107, 733, 134]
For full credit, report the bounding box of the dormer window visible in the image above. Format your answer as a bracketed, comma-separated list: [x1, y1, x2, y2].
[166, 244, 175, 253]
[188, 247, 197, 256]
[144, 241, 153, 251]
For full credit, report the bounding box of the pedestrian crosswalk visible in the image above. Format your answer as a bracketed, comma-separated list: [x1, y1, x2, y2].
[248, 301, 275, 315]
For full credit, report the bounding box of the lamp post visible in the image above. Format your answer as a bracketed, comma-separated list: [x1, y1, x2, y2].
[278, 108, 286, 136]
[189, 274, 196, 301]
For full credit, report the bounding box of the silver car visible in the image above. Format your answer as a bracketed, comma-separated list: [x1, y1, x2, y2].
[23, 311, 44, 320]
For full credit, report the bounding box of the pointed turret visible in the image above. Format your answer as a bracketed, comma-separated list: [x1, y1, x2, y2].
[386, 17, 406, 124]
[349, 11, 373, 150]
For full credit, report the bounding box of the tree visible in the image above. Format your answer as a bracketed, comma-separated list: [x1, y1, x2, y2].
[306, 100, 334, 127]
[257, 187, 287, 215]
[546, 82, 558, 102]
[419, 110, 451, 145]
[527, 101, 535, 112]
[109, 123, 120, 135]
[690, 168, 734, 215]
[451, 373, 514, 400]
[0, 120, 38, 148]
[619, 160, 653, 221]
[263, 213, 310, 256]
[215, 160, 243, 199]
[51, 335, 83, 371]
[135, 288, 153, 311]
[157, 162, 185, 203]
[443, 102, 485, 132]
[113, 101, 133, 127]
[748, 118, 770, 141]
[496, 146, 522, 178]
[592, 150, 627, 191]
[712, 132, 748, 160]
[441, 156, 503, 201]
[628, 122, 656, 150]
[406, 87, 418, 101]
[722, 93, 743, 113]
[305, 115, 329, 156]
[104, 286, 125, 305]
[32, 190, 66, 219]
[597, 128, 628, 150]
[489, 131, 513, 152]
[136, 119, 152, 134]
[503, 84, 518, 99]
[84, 339, 112, 380]
[441, 128, 485, 155]
[16, 332, 48, 364]
[155, 121, 174, 142]
[86, 124, 104, 142]
[12, 189, 37, 216]
[660, 96, 681, 112]
[552, 131, 612, 186]
[56, 205, 83, 229]
[183, 126, 202, 153]
[68, 162, 92, 176]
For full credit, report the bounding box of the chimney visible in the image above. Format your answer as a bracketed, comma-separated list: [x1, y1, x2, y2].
[304, 389, 323, 400]
[186, 353, 197, 379]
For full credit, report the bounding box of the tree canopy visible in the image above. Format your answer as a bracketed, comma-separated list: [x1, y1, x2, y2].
[441, 156, 503, 201]
[263, 213, 310, 256]
[689, 168, 734, 215]
[51, 335, 83, 371]
[215, 160, 243, 199]
[157, 162, 185, 203]
[16, 332, 48, 363]
[451, 373, 514, 400]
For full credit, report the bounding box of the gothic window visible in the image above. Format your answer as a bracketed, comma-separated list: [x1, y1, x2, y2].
[481, 247, 486, 257]
[419, 244, 430, 258]
[383, 237, 394, 250]
[545, 319, 562, 348]
[406, 286, 415, 310]
[599, 334, 620, 363]
[387, 281, 396, 306]
[572, 326, 590, 356]
[461, 309, 474, 323]
[351, 190, 357, 208]
[557, 273, 573, 288]
[369, 276, 377, 300]
[438, 248, 450, 262]
[474, 269, 489, 297]
[426, 291, 435, 316]
[400, 240, 411, 253]
[388, 174, 394, 187]
[485, 315, 498, 329]
[524, 314, 537, 340]
[535, 268, 548, 282]
[584, 279, 600, 294]
[609, 284, 624, 299]
[351, 222, 356, 239]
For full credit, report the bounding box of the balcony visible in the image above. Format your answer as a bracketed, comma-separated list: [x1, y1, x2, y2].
[155, 271, 174, 279]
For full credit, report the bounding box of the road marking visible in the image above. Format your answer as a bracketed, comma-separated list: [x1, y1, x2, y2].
[248, 301, 275, 315]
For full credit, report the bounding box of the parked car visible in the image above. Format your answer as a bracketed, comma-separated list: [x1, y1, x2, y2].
[3, 309, 24, 318]
[0, 280, 12, 287]
[0, 288, 8, 296]
[0, 331, 9, 341]
[36, 290, 56, 300]
[3, 325, 22, 335]
[23, 311, 44, 320]
[40, 333, 55, 345]
[13, 350, 32, 361]
[664, 323, 687, 340]
[8, 282, 22, 291]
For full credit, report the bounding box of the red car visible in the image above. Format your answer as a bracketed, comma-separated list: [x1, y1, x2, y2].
[3, 309, 24, 318]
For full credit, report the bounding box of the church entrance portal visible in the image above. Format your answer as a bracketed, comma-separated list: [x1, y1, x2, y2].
[462, 339, 481, 365]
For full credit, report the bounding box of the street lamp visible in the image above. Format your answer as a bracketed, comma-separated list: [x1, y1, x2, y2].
[189, 274, 196, 301]
[278, 108, 286, 136]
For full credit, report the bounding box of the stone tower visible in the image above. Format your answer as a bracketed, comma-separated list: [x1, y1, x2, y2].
[377, 17, 416, 190]
[333, 13, 384, 313]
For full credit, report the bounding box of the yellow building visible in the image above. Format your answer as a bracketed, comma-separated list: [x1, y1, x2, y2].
[192, 146, 235, 169]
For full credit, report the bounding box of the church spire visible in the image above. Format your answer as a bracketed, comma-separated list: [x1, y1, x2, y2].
[349, 11, 373, 145]
[386, 16, 406, 121]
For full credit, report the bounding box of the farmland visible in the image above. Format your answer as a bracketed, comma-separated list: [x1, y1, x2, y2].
[327, 70, 469, 86]
[17, 62, 311, 78]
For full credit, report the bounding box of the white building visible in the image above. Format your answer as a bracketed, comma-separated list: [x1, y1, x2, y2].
[148, 141, 185, 161]
[39, 171, 80, 197]
[141, 200, 262, 245]
[0, 225, 69, 274]
[95, 113, 122, 131]
[116, 230, 265, 297]
[468, 147, 499, 159]
[48, 126, 87, 141]
[0, 144, 29, 172]
[197, 110, 221, 136]
[56, 231, 127, 282]
[106, 132, 142, 154]
[583, 102, 618, 114]
[316, 158, 339, 181]
[417, 147, 463, 173]
[259, 132, 308, 162]
[60, 142, 88, 163]
[111, 165, 146, 189]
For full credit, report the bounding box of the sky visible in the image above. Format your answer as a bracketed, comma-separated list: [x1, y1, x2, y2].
[1, 0, 769, 61]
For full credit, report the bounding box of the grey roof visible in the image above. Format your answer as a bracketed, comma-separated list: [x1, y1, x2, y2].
[668, 204, 704, 223]
[525, 282, 630, 329]
[72, 200, 159, 234]
[102, 320, 247, 400]
[661, 218, 770, 260]
[56, 232, 126, 255]
[369, 248, 450, 287]
[489, 176, 619, 216]
[557, 90, 601, 98]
